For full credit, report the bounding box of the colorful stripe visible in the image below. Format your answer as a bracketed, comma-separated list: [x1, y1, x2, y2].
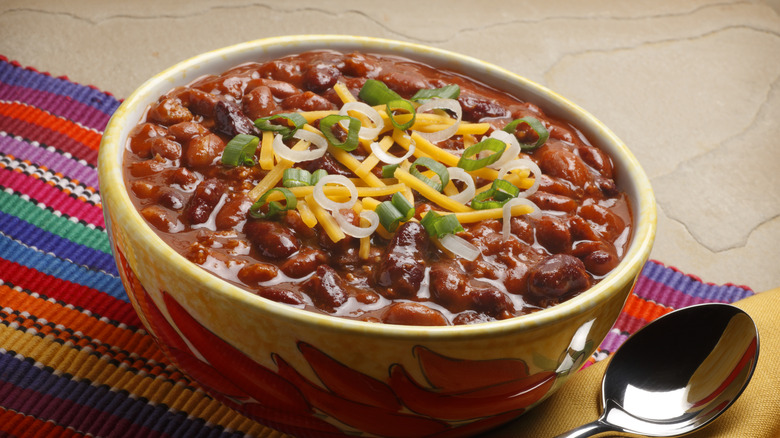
[0, 55, 754, 437]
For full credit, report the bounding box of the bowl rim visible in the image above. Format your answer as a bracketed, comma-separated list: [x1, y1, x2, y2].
[98, 34, 656, 339]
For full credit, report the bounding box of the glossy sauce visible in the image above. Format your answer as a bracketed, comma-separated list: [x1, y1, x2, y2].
[123, 50, 632, 326]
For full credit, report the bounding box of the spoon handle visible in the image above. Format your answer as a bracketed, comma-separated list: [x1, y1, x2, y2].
[553, 419, 619, 438]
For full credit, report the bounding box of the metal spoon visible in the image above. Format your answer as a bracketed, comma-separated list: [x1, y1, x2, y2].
[556, 303, 759, 438]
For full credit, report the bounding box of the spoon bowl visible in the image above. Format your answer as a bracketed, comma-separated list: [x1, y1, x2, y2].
[557, 303, 759, 437]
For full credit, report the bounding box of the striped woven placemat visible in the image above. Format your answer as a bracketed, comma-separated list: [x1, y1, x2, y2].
[0, 55, 755, 437]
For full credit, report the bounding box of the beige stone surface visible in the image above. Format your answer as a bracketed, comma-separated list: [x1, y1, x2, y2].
[1, 0, 778, 293]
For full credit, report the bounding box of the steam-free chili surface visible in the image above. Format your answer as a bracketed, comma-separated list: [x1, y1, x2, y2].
[124, 50, 632, 326]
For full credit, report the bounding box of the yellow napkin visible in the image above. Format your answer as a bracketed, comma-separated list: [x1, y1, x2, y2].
[489, 288, 780, 438]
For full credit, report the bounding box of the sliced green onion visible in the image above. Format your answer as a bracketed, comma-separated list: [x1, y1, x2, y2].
[490, 178, 521, 201]
[411, 84, 460, 102]
[310, 169, 328, 185]
[358, 79, 403, 106]
[222, 134, 259, 167]
[385, 99, 416, 131]
[319, 114, 360, 151]
[382, 163, 400, 178]
[376, 201, 404, 232]
[470, 179, 521, 210]
[249, 187, 297, 219]
[391, 192, 414, 221]
[282, 168, 312, 188]
[420, 210, 463, 238]
[410, 156, 450, 192]
[254, 113, 307, 139]
[456, 138, 507, 171]
[502, 117, 549, 150]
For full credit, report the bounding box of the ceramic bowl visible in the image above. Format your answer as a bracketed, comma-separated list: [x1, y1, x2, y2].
[98, 35, 656, 437]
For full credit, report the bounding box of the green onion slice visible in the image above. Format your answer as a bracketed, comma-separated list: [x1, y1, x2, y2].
[222, 134, 259, 167]
[358, 79, 403, 106]
[420, 210, 464, 238]
[249, 187, 297, 219]
[456, 138, 507, 171]
[319, 114, 361, 151]
[391, 192, 415, 221]
[410, 156, 450, 192]
[376, 201, 404, 232]
[386, 99, 416, 131]
[411, 84, 460, 102]
[470, 178, 521, 210]
[381, 163, 400, 178]
[310, 169, 328, 185]
[502, 117, 549, 150]
[282, 168, 312, 188]
[254, 113, 307, 139]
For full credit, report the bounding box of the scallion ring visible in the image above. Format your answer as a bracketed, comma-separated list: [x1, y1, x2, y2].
[503, 117, 549, 150]
[411, 84, 460, 102]
[415, 98, 462, 143]
[358, 79, 403, 106]
[487, 129, 521, 169]
[381, 164, 400, 178]
[385, 99, 416, 131]
[272, 128, 328, 162]
[282, 168, 312, 188]
[497, 158, 542, 198]
[335, 209, 379, 238]
[420, 210, 464, 238]
[410, 156, 450, 192]
[320, 114, 361, 151]
[445, 167, 476, 204]
[338, 101, 384, 140]
[249, 187, 297, 219]
[456, 138, 506, 171]
[310, 169, 328, 185]
[254, 113, 307, 139]
[313, 174, 357, 212]
[490, 178, 521, 201]
[222, 134, 259, 167]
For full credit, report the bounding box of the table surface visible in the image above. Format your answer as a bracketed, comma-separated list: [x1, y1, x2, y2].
[1, 0, 778, 292]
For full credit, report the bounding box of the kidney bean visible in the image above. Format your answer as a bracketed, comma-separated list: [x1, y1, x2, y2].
[182, 88, 220, 118]
[242, 85, 277, 120]
[342, 52, 378, 77]
[528, 191, 578, 213]
[244, 220, 300, 260]
[166, 167, 199, 191]
[302, 265, 348, 312]
[130, 180, 158, 199]
[535, 215, 572, 255]
[259, 60, 305, 88]
[214, 195, 251, 230]
[503, 262, 531, 295]
[281, 247, 329, 278]
[573, 240, 620, 277]
[430, 262, 469, 312]
[528, 254, 591, 302]
[258, 287, 305, 306]
[168, 121, 211, 144]
[156, 188, 184, 210]
[382, 302, 448, 326]
[536, 143, 591, 188]
[147, 96, 193, 126]
[247, 78, 301, 98]
[281, 91, 337, 112]
[186, 178, 226, 225]
[379, 70, 430, 97]
[149, 137, 182, 160]
[281, 210, 317, 239]
[578, 145, 614, 178]
[510, 216, 535, 244]
[305, 64, 341, 93]
[302, 153, 353, 177]
[568, 216, 600, 242]
[469, 288, 515, 319]
[214, 99, 257, 137]
[578, 203, 625, 241]
[458, 92, 510, 121]
[128, 123, 168, 158]
[453, 311, 493, 325]
[129, 155, 169, 177]
[140, 205, 179, 233]
[184, 134, 225, 168]
[537, 174, 584, 200]
[376, 222, 429, 299]
[238, 262, 279, 285]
